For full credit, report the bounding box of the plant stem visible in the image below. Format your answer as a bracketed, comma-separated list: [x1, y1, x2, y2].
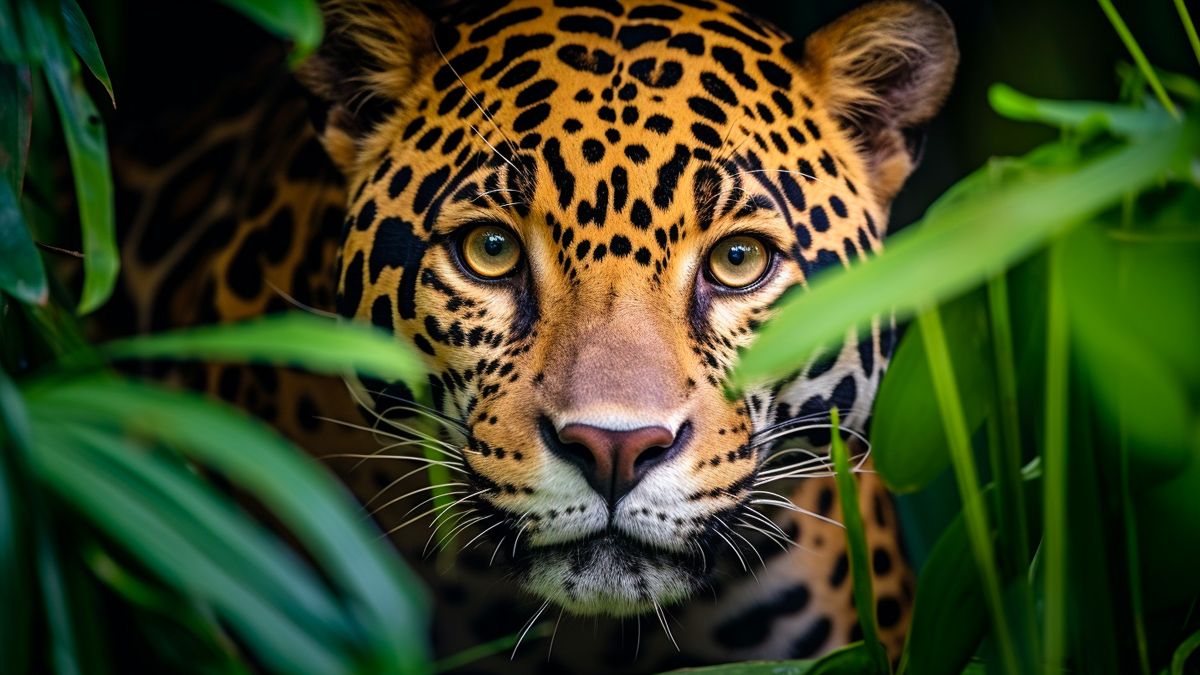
[830, 407, 890, 674]
[1175, 0, 1200, 70]
[1042, 240, 1070, 674]
[986, 274, 1030, 570]
[1097, 0, 1179, 118]
[917, 307, 1019, 675]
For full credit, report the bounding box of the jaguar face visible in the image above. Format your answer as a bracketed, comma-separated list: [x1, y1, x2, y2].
[300, 0, 956, 616]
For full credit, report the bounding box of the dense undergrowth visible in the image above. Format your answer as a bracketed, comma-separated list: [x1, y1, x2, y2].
[1, 1, 1198, 673]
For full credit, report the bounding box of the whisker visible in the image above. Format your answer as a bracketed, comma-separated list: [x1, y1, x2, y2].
[652, 601, 679, 651]
[458, 519, 505, 554]
[511, 600, 552, 660]
[490, 536, 507, 567]
[750, 498, 845, 529]
[265, 280, 339, 319]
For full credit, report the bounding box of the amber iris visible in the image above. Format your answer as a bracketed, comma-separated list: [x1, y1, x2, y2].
[462, 224, 520, 278]
[708, 236, 768, 288]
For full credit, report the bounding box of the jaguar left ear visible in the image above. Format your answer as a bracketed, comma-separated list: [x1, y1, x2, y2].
[803, 0, 958, 207]
[296, 0, 436, 174]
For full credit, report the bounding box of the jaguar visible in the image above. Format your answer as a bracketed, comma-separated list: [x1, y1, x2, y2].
[104, 0, 958, 670]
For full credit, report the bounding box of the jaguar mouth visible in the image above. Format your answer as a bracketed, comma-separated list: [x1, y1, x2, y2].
[513, 531, 712, 616]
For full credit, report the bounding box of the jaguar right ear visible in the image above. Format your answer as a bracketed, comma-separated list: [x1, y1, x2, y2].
[802, 0, 959, 207]
[295, 0, 436, 174]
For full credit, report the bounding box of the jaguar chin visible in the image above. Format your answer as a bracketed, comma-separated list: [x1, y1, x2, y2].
[516, 531, 709, 617]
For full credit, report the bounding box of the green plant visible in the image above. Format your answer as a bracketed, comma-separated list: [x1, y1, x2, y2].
[721, 3, 1200, 674]
[2, 1, 443, 673]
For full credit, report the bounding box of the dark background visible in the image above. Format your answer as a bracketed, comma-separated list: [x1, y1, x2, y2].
[85, 0, 1198, 226]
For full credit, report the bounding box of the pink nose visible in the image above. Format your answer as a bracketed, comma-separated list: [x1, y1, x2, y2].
[553, 423, 677, 505]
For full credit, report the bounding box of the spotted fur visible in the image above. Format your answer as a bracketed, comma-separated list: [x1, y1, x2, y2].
[105, 0, 957, 670]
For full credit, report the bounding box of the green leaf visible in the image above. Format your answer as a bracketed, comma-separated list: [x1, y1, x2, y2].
[0, 62, 33, 192]
[17, 0, 116, 314]
[664, 661, 816, 674]
[728, 117, 1193, 391]
[100, 312, 427, 389]
[216, 0, 323, 66]
[989, 84, 1174, 137]
[1062, 225, 1195, 481]
[916, 308, 1021, 675]
[830, 409, 888, 674]
[29, 426, 353, 675]
[807, 643, 881, 675]
[0, 1, 23, 61]
[0, 176, 47, 304]
[0, 370, 31, 675]
[870, 290, 992, 493]
[1171, 628, 1200, 675]
[898, 503, 986, 675]
[24, 376, 432, 671]
[59, 0, 113, 105]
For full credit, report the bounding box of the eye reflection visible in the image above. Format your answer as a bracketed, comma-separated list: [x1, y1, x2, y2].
[461, 224, 521, 278]
[707, 235, 769, 288]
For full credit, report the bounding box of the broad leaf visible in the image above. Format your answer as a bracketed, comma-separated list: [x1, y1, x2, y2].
[17, 0, 116, 314]
[100, 312, 426, 389]
[0, 178, 46, 304]
[729, 118, 1194, 391]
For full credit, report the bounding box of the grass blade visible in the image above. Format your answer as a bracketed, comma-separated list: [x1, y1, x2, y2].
[1172, 628, 1200, 675]
[17, 0, 116, 314]
[29, 428, 352, 675]
[100, 312, 426, 388]
[989, 84, 1173, 136]
[1041, 240, 1069, 673]
[1177, 0, 1200, 68]
[1096, 0, 1178, 118]
[985, 274, 1029, 571]
[0, 370, 31, 675]
[916, 307, 1019, 675]
[830, 408, 889, 674]
[729, 120, 1190, 392]
[25, 376, 432, 671]
[59, 0, 113, 105]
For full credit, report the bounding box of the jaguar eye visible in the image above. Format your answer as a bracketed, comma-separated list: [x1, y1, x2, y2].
[707, 235, 769, 289]
[461, 223, 521, 278]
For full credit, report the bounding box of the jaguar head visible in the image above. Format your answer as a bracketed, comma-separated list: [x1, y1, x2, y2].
[300, 0, 956, 616]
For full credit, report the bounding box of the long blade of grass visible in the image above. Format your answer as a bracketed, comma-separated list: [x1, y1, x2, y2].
[44, 421, 357, 643]
[1041, 240, 1069, 674]
[728, 119, 1190, 392]
[1177, 0, 1200, 68]
[16, 0, 116, 314]
[59, 0, 113, 104]
[916, 307, 1019, 675]
[30, 429, 352, 675]
[1096, 0, 1179, 118]
[99, 312, 426, 389]
[0, 370, 31, 675]
[989, 84, 1173, 136]
[1172, 628, 1200, 675]
[830, 408, 889, 674]
[985, 274, 1029, 570]
[25, 377, 431, 670]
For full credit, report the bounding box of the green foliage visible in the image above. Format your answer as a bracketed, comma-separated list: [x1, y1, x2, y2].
[716, 3, 1200, 675]
[2, 0, 1199, 674]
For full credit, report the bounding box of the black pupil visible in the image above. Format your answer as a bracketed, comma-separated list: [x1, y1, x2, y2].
[482, 231, 505, 256]
[727, 244, 748, 266]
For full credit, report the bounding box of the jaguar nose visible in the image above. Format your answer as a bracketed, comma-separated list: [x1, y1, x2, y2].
[544, 420, 683, 506]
